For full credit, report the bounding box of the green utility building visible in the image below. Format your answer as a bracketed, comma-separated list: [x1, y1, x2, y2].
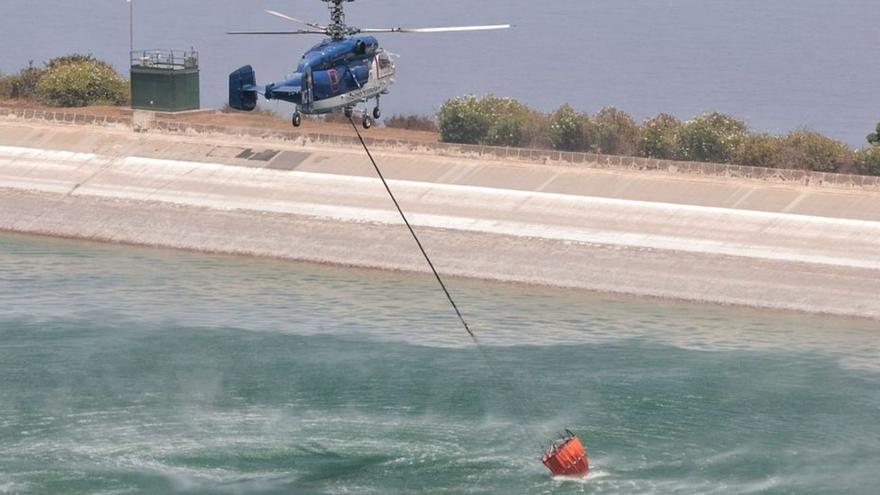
[130, 49, 200, 112]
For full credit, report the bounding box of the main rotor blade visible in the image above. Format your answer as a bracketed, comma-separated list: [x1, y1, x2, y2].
[227, 30, 326, 35]
[359, 24, 511, 34]
[265, 10, 326, 30]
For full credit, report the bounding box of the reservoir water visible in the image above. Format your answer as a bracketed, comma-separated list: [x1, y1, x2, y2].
[1, 233, 879, 494]
[1, 0, 878, 146]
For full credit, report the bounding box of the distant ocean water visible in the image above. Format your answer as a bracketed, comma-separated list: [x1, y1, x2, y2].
[1, 0, 878, 145]
[1, 233, 879, 494]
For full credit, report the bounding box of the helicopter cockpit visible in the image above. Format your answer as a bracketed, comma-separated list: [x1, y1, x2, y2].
[376, 50, 395, 78]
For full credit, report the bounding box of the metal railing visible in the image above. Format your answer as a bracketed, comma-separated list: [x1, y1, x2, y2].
[130, 49, 199, 70]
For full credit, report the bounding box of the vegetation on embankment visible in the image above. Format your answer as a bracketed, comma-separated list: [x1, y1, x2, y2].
[0, 55, 129, 107]
[3, 54, 877, 176]
[434, 95, 880, 176]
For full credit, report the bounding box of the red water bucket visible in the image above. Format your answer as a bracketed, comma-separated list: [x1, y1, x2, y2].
[542, 433, 589, 477]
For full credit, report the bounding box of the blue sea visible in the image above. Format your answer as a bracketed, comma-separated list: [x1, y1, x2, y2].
[0, 0, 878, 145]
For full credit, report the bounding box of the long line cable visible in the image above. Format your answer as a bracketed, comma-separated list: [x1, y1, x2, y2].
[348, 117, 477, 344]
[348, 117, 547, 451]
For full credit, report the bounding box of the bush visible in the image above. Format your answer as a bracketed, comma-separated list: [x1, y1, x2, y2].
[437, 95, 493, 144]
[432, 94, 880, 177]
[384, 114, 438, 132]
[521, 110, 552, 149]
[481, 97, 531, 147]
[593, 107, 639, 155]
[484, 114, 524, 147]
[778, 130, 853, 173]
[36, 58, 128, 107]
[5, 62, 44, 99]
[0, 73, 10, 99]
[549, 104, 594, 151]
[677, 112, 747, 163]
[856, 146, 880, 176]
[868, 122, 879, 146]
[45, 54, 112, 72]
[437, 95, 532, 147]
[731, 133, 783, 168]
[638, 113, 681, 159]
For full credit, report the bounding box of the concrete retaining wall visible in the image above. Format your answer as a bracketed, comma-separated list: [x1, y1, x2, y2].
[3, 120, 880, 319]
[3, 105, 879, 192]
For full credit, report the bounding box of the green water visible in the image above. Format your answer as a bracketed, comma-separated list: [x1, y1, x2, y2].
[0, 233, 878, 494]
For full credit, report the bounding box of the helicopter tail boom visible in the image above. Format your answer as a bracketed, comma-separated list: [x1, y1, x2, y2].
[229, 65, 260, 111]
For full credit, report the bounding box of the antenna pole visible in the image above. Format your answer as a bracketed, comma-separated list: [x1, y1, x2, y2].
[128, 0, 134, 53]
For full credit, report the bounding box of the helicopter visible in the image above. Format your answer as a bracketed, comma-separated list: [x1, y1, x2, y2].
[227, 0, 510, 129]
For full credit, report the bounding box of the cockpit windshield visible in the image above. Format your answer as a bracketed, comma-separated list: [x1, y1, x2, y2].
[376, 51, 394, 78]
[378, 53, 392, 70]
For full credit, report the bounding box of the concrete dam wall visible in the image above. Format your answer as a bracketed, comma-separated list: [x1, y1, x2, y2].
[1, 117, 880, 319]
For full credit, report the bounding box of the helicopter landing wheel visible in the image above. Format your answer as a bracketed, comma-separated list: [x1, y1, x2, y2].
[344, 106, 354, 119]
[292, 111, 302, 128]
[362, 115, 373, 129]
[372, 107, 381, 120]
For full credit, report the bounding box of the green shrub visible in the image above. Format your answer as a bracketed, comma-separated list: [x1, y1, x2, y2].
[481, 97, 531, 147]
[731, 133, 783, 168]
[549, 104, 594, 151]
[521, 110, 552, 149]
[638, 113, 681, 159]
[856, 146, 880, 176]
[778, 130, 853, 173]
[45, 54, 112, 71]
[433, 94, 880, 177]
[438, 95, 493, 144]
[868, 122, 879, 146]
[0, 73, 11, 99]
[548, 104, 579, 151]
[36, 58, 128, 107]
[384, 114, 438, 132]
[593, 107, 639, 155]
[437, 95, 533, 147]
[0, 56, 120, 103]
[484, 115, 525, 147]
[677, 112, 746, 163]
[5, 62, 44, 99]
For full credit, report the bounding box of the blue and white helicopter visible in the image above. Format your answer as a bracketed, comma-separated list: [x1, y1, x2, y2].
[228, 0, 509, 129]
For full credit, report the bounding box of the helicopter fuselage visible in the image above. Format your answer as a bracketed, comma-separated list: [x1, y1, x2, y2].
[228, 1, 507, 128]
[229, 35, 395, 120]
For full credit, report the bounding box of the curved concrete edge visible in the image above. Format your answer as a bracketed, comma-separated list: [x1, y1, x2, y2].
[2, 189, 879, 321]
[4, 144, 880, 272]
[2, 121, 880, 320]
[4, 105, 880, 192]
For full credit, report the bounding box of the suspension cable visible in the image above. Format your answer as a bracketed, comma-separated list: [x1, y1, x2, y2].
[348, 117, 552, 452]
[348, 117, 477, 343]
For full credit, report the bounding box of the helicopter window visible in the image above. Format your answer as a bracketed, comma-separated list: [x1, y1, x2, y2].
[376, 53, 393, 79]
[328, 68, 340, 92]
[378, 53, 392, 70]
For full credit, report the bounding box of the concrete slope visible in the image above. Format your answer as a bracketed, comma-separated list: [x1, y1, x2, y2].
[4, 122, 880, 222]
[1, 122, 880, 319]
[2, 144, 880, 270]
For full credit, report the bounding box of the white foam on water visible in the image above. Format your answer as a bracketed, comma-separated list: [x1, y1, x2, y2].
[0, 482, 23, 494]
[838, 353, 880, 373]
